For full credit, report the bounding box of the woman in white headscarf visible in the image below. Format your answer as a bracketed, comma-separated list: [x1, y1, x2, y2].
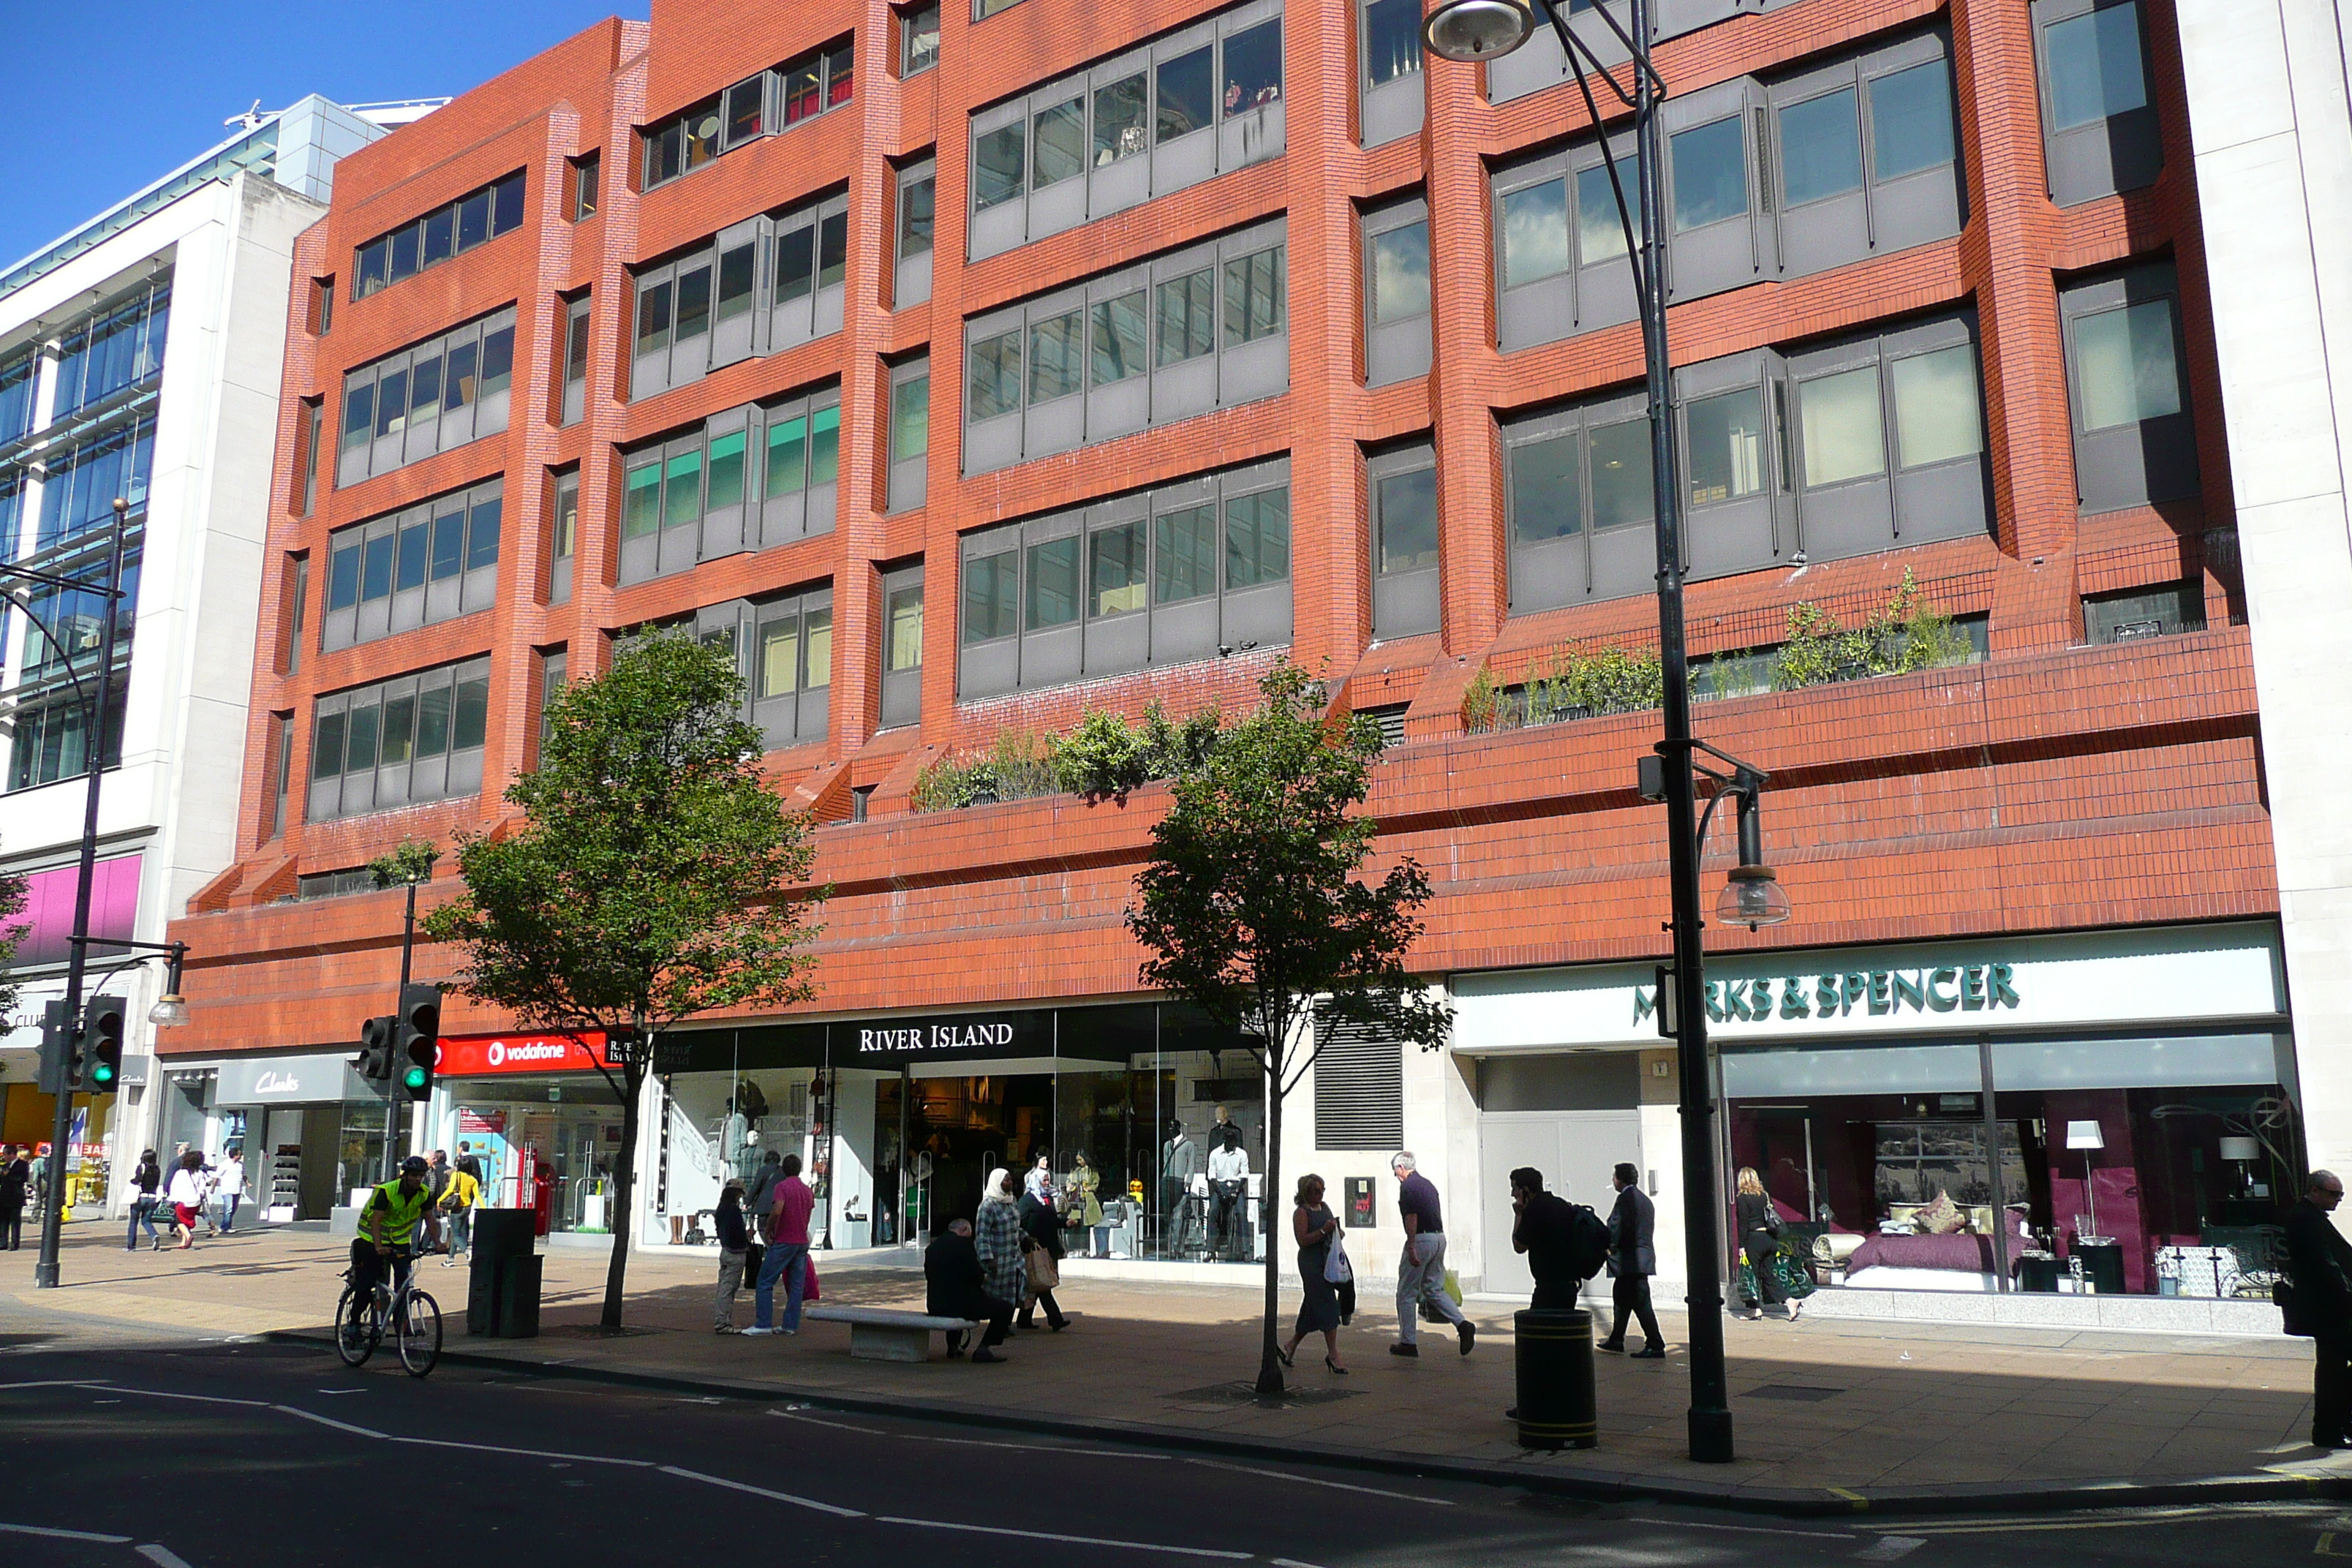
[974, 1167, 1027, 1316]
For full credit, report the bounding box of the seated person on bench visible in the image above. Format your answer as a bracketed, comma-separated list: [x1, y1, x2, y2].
[925, 1217, 1014, 1363]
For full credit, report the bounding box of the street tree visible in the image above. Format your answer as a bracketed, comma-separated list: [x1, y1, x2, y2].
[1126, 662, 1450, 1395]
[423, 629, 827, 1327]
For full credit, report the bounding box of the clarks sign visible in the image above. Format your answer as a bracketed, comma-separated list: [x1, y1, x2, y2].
[1635, 963, 2021, 1028]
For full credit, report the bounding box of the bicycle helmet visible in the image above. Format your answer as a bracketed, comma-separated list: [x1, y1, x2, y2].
[400, 1155, 430, 1176]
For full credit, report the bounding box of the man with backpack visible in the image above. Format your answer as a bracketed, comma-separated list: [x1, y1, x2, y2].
[1508, 1166, 1612, 1310]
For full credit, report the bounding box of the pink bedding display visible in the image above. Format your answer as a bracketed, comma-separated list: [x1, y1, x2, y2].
[1844, 1231, 1996, 1274]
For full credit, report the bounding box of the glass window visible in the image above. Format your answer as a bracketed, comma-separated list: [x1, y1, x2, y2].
[663, 451, 703, 529]
[893, 373, 930, 462]
[760, 617, 801, 696]
[381, 694, 416, 766]
[1091, 518, 1147, 616]
[453, 672, 490, 751]
[566, 303, 592, 383]
[2075, 301, 2182, 429]
[1799, 366, 1887, 487]
[1369, 222, 1431, 323]
[685, 102, 723, 170]
[975, 124, 1026, 208]
[408, 355, 442, 427]
[1580, 415, 1656, 533]
[1095, 75, 1149, 164]
[1224, 19, 1284, 115]
[725, 77, 766, 146]
[1871, 61, 1956, 181]
[818, 212, 849, 289]
[1685, 389, 1765, 505]
[445, 342, 477, 411]
[1033, 98, 1086, 188]
[362, 532, 396, 600]
[1092, 292, 1147, 383]
[1030, 312, 1085, 402]
[902, 4, 941, 75]
[1376, 467, 1439, 573]
[1510, 433, 1579, 543]
[1672, 116, 1747, 232]
[374, 368, 408, 437]
[458, 192, 491, 249]
[1890, 345, 1984, 468]
[355, 241, 388, 299]
[481, 324, 514, 398]
[1155, 504, 1218, 603]
[1026, 535, 1082, 629]
[344, 701, 380, 776]
[390, 225, 421, 282]
[899, 171, 936, 259]
[417, 685, 451, 757]
[675, 265, 712, 344]
[810, 404, 841, 487]
[492, 173, 526, 234]
[706, 431, 747, 509]
[423, 208, 455, 268]
[343, 382, 374, 453]
[826, 42, 855, 107]
[887, 586, 924, 671]
[717, 244, 757, 322]
[1364, 0, 1425, 88]
[963, 553, 1019, 642]
[970, 330, 1024, 419]
[1501, 179, 1569, 287]
[1224, 247, 1284, 344]
[430, 508, 465, 580]
[783, 62, 823, 124]
[396, 521, 429, 592]
[1157, 48, 1215, 143]
[623, 459, 663, 538]
[313, 710, 347, 780]
[766, 415, 808, 496]
[1779, 88, 1863, 206]
[328, 542, 362, 611]
[1577, 165, 1631, 263]
[804, 609, 832, 687]
[1156, 271, 1216, 364]
[572, 153, 600, 220]
[637, 280, 673, 354]
[2046, 4, 2147, 131]
[553, 470, 580, 561]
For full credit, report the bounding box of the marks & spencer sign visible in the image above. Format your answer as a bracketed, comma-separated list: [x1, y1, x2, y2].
[1635, 964, 2021, 1028]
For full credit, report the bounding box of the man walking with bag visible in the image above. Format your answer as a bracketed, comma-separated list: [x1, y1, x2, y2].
[1599, 1163, 1665, 1357]
[2285, 1169, 2352, 1449]
[1390, 1152, 1474, 1358]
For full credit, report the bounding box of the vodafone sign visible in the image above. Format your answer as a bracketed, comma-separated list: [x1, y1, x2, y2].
[434, 1030, 612, 1077]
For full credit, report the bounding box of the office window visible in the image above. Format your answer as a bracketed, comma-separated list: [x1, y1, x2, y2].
[2033, 0, 2159, 203]
[965, 0, 1285, 263]
[1362, 0, 1425, 147]
[641, 38, 853, 192]
[561, 293, 592, 426]
[268, 712, 293, 839]
[295, 396, 325, 515]
[307, 657, 492, 822]
[549, 467, 578, 606]
[880, 565, 924, 727]
[337, 307, 516, 487]
[2084, 581, 2204, 644]
[284, 554, 309, 675]
[1765, 34, 1964, 279]
[352, 173, 525, 300]
[963, 217, 1287, 475]
[52, 277, 171, 420]
[535, 646, 568, 750]
[0, 350, 34, 444]
[902, 4, 941, 75]
[37, 420, 154, 551]
[1364, 199, 1431, 386]
[311, 277, 334, 335]
[618, 391, 838, 586]
[2059, 264, 2198, 512]
[1368, 445, 1439, 641]
[889, 360, 930, 513]
[630, 199, 833, 402]
[694, 586, 834, 748]
[9, 678, 127, 794]
[895, 158, 937, 307]
[570, 153, 600, 221]
[320, 480, 502, 652]
[958, 459, 1292, 699]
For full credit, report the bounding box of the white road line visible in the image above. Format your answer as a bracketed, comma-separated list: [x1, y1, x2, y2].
[771, 1409, 884, 1435]
[877, 1516, 1254, 1559]
[658, 1465, 867, 1518]
[0, 1521, 134, 1543]
[1182, 1455, 1450, 1504]
[391, 1435, 652, 1467]
[136, 1545, 197, 1568]
[916, 1433, 1172, 1459]
[1852, 1539, 1926, 1563]
[86, 1385, 272, 1409]
[1270, 1559, 1329, 1567]
[272, 1405, 385, 1439]
[1625, 1517, 1848, 1541]
[1900, 1514, 2210, 1536]
[0, 1379, 113, 1391]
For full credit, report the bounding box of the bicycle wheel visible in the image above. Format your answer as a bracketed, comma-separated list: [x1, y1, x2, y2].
[396, 1287, 442, 1378]
[333, 1285, 377, 1368]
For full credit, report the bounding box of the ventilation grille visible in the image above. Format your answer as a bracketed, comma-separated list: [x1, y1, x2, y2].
[1359, 704, 1408, 748]
[1313, 1008, 1403, 1150]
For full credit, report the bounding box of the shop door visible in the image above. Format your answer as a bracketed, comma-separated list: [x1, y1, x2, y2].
[1477, 1111, 1643, 1296]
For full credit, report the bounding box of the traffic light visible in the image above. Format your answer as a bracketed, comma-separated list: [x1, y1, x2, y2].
[81, 993, 125, 1093]
[355, 1014, 398, 1089]
[34, 1000, 72, 1096]
[396, 982, 441, 1102]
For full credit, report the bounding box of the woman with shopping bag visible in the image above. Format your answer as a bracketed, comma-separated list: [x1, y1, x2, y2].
[1275, 1174, 1348, 1375]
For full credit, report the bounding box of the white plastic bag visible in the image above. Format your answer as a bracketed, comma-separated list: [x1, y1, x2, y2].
[1324, 1236, 1353, 1284]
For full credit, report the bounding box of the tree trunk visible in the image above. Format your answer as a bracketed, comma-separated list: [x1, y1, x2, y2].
[1256, 1038, 1286, 1397]
[601, 1060, 641, 1329]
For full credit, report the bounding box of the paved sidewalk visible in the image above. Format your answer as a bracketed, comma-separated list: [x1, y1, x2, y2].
[7, 1223, 2342, 1515]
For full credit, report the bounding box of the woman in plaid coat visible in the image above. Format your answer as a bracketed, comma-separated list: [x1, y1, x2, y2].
[976, 1166, 1028, 1310]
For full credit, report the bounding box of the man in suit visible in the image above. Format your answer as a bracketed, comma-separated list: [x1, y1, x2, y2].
[2286, 1169, 2352, 1449]
[1600, 1162, 1665, 1358]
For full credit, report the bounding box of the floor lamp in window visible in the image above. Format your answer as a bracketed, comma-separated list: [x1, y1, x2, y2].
[2067, 1120, 2106, 1242]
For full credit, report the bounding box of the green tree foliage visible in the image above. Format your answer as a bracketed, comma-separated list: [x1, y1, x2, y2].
[423, 629, 828, 1327]
[1770, 569, 1974, 690]
[366, 837, 439, 890]
[910, 701, 1224, 811]
[1126, 662, 1450, 1394]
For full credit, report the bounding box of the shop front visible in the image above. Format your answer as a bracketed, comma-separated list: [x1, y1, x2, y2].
[652, 1002, 1268, 1267]
[211, 1052, 398, 1221]
[429, 1031, 627, 1236]
[1455, 922, 2299, 1309]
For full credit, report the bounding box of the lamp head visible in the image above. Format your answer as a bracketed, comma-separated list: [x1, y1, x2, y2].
[148, 994, 189, 1028]
[1716, 864, 1793, 931]
[1422, 0, 1535, 62]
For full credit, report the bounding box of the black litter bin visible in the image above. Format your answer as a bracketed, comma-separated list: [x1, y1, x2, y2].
[467, 1208, 540, 1337]
[1515, 1308, 1598, 1450]
[498, 1254, 542, 1338]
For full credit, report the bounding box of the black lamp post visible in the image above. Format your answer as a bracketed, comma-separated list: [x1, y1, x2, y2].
[1423, 0, 1791, 1464]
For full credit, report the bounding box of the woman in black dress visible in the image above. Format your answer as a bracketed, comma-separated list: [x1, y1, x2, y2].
[1735, 1166, 1799, 1321]
[1276, 1174, 1347, 1373]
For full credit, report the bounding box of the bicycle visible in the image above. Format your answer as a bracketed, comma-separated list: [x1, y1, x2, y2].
[334, 1251, 442, 1378]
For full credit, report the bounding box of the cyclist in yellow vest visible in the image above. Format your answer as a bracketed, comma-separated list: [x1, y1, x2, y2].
[353, 1156, 434, 1303]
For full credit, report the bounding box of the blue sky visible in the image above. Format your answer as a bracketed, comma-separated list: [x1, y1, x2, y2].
[0, 1, 648, 269]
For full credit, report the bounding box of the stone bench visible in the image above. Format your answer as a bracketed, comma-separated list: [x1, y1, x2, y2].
[802, 1305, 981, 1363]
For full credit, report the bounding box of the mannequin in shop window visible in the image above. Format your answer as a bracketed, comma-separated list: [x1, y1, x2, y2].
[1161, 1120, 1202, 1258]
[1208, 1126, 1251, 1262]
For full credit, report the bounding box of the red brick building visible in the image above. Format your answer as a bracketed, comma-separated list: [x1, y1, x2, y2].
[160, 0, 2295, 1319]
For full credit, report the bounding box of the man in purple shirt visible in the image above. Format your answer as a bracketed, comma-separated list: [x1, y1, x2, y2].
[1391, 1150, 1474, 1358]
[744, 1153, 814, 1336]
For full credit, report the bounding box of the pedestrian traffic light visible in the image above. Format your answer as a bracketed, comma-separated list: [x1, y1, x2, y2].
[81, 993, 125, 1092]
[355, 1014, 398, 1089]
[34, 1000, 72, 1096]
[396, 981, 441, 1102]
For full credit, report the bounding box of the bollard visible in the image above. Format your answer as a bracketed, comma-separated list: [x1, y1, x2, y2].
[1515, 1308, 1598, 1450]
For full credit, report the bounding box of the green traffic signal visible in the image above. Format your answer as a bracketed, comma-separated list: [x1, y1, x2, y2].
[402, 1065, 429, 1091]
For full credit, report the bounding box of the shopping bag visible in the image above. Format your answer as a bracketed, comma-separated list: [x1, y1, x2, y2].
[1324, 1237, 1353, 1285]
[1442, 1268, 1463, 1307]
[803, 1254, 821, 1303]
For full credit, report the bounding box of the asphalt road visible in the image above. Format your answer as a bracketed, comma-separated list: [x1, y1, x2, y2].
[0, 1306, 2346, 1568]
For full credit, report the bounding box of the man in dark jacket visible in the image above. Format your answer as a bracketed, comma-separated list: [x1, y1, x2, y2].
[2286, 1169, 2352, 1448]
[925, 1218, 1014, 1362]
[1508, 1166, 1584, 1308]
[1600, 1162, 1665, 1357]
[745, 1150, 783, 1239]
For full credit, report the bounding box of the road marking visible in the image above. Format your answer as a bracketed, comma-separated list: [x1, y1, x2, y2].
[877, 1516, 1254, 1559]
[1852, 1539, 1926, 1562]
[772, 1409, 884, 1435]
[391, 1434, 653, 1467]
[1901, 1512, 2215, 1536]
[0, 1521, 134, 1543]
[1271, 1559, 1328, 1567]
[315, 1388, 366, 1395]
[136, 1546, 197, 1568]
[659, 1465, 867, 1518]
[272, 1405, 385, 1439]
[1183, 1455, 1446, 1503]
[772, 1409, 1170, 1460]
[86, 1384, 271, 1409]
[0, 1380, 113, 1392]
[1626, 1517, 1846, 1540]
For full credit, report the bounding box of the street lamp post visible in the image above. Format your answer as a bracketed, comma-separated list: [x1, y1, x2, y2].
[371, 851, 437, 1181]
[1424, 0, 1791, 1463]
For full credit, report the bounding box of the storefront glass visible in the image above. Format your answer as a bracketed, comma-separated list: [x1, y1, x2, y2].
[435, 1071, 627, 1234]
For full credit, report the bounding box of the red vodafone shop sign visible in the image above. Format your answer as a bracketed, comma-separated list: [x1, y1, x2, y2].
[434, 1030, 612, 1076]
